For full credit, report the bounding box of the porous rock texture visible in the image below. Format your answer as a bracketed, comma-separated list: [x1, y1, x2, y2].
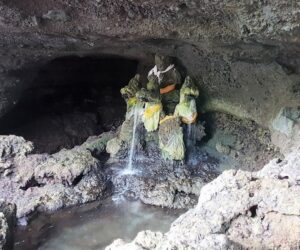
[107, 146, 300, 250]
[0, 201, 16, 250]
[0, 1, 299, 145]
[0, 133, 113, 221]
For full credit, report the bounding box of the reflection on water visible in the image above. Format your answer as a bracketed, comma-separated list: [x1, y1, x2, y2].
[14, 198, 184, 250]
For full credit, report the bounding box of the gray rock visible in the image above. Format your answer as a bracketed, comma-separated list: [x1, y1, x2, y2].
[215, 142, 231, 155]
[107, 147, 300, 249]
[272, 107, 300, 137]
[0, 201, 16, 250]
[106, 138, 124, 157]
[42, 10, 70, 22]
[0, 134, 111, 220]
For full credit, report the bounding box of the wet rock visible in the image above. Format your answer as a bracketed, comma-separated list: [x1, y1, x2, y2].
[272, 106, 300, 137]
[215, 142, 231, 155]
[107, 148, 300, 249]
[0, 134, 111, 220]
[271, 106, 300, 154]
[106, 138, 124, 157]
[42, 10, 70, 22]
[106, 231, 165, 250]
[204, 112, 281, 171]
[158, 116, 185, 161]
[80, 132, 115, 157]
[0, 201, 16, 250]
[111, 156, 218, 209]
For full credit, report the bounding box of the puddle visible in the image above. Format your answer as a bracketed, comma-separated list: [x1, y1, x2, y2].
[14, 198, 184, 250]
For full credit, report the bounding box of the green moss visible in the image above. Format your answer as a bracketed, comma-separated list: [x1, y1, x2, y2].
[158, 117, 185, 160]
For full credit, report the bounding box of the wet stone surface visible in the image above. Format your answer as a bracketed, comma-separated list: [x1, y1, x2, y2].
[106, 147, 223, 209]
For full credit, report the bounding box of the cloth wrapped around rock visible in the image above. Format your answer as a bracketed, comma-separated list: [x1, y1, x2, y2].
[175, 76, 199, 124]
[137, 79, 162, 132]
[158, 116, 185, 160]
[120, 74, 141, 119]
[175, 99, 198, 124]
[143, 103, 162, 132]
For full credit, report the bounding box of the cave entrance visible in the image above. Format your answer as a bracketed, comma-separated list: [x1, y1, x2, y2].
[0, 55, 138, 154]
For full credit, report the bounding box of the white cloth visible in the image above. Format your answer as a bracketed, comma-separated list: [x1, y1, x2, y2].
[148, 64, 174, 84]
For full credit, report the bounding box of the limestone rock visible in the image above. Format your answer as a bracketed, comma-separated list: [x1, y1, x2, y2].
[0, 201, 16, 250]
[106, 148, 300, 249]
[0, 135, 34, 178]
[0, 135, 111, 220]
[112, 165, 208, 209]
[0, 135, 33, 159]
[215, 142, 231, 155]
[106, 137, 124, 156]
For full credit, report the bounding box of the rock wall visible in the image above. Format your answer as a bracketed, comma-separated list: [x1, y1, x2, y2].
[0, 0, 299, 142]
[107, 145, 300, 249]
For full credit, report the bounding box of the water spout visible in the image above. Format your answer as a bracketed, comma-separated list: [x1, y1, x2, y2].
[123, 105, 141, 175]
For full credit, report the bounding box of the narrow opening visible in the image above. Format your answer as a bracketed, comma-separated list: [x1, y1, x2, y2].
[0, 55, 138, 154]
[249, 205, 258, 218]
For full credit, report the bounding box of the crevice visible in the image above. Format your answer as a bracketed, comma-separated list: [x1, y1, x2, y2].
[249, 205, 258, 218]
[71, 173, 84, 186]
[20, 177, 45, 191]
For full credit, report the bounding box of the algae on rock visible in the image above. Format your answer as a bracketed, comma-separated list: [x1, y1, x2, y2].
[174, 76, 199, 124]
[158, 116, 185, 160]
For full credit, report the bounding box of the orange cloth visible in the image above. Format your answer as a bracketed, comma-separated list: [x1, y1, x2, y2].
[160, 84, 176, 94]
[182, 113, 198, 124]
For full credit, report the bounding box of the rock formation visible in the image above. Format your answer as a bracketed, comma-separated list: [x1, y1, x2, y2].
[107, 146, 300, 249]
[0, 0, 299, 249]
[0, 133, 113, 221]
[0, 201, 16, 250]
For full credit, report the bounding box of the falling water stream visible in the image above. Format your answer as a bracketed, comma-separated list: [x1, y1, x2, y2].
[127, 106, 139, 171]
[187, 124, 196, 149]
[122, 105, 142, 175]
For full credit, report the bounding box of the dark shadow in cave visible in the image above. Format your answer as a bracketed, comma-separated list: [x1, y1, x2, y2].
[0, 55, 138, 154]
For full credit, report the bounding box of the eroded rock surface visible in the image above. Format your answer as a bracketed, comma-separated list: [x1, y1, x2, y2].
[204, 112, 281, 171]
[0, 0, 299, 135]
[111, 162, 215, 209]
[107, 147, 300, 249]
[0, 133, 114, 221]
[0, 201, 16, 250]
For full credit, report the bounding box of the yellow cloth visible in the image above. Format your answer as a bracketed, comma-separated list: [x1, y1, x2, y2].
[143, 103, 162, 132]
[127, 97, 138, 107]
[144, 104, 162, 119]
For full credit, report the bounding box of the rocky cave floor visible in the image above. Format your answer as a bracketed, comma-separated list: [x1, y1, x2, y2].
[0, 106, 285, 249]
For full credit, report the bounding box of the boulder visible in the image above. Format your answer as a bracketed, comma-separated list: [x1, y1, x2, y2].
[0, 134, 111, 221]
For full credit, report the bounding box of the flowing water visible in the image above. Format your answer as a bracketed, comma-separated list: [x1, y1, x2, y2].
[186, 124, 196, 149]
[124, 105, 141, 175]
[14, 198, 184, 250]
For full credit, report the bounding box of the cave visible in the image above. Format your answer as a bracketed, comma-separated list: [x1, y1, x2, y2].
[0, 1, 299, 250]
[0, 55, 138, 153]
